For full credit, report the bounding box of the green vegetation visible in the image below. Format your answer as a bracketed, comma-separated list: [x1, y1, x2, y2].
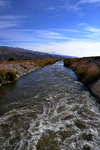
[64, 57, 100, 85]
[85, 70, 100, 84]
[34, 59, 60, 67]
[0, 71, 5, 83]
[6, 71, 17, 81]
[0, 58, 60, 86]
[0, 70, 17, 84]
[76, 69, 100, 84]
[76, 68, 87, 80]
[9, 57, 17, 61]
[64, 58, 72, 67]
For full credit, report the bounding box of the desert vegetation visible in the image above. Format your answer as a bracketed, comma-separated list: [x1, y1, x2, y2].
[0, 59, 60, 86]
[0, 70, 17, 84]
[33, 59, 60, 67]
[64, 57, 100, 84]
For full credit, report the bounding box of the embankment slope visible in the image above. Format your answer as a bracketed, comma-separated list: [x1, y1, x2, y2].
[64, 57, 100, 100]
[0, 59, 60, 87]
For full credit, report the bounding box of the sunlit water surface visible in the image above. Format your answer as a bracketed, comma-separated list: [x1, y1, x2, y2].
[0, 61, 100, 150]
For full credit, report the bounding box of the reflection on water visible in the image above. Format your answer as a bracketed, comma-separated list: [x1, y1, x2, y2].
[0, 61, 100, 150]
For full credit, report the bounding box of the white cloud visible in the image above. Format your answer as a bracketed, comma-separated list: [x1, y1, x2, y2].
[86, 27, 100, 32]
[78, 23, 89, 26]
[77, 23, 100, 39]
[78, 23, 100, 33]
[0, 23, 100, 57]
[0, 21, 18, 29]
[46, 7, 56, 11]
[0, 0, 7, 7]
[68, 3, 80, 11]
[0, 0, 11, 9]
[24, 41, 100, 57]
[0, 28, 76, 42]
[0, 15, 26, 29]
[65, 0, 100, 13]
[80, 0, 100, 3]
[0, 15, 25, 20]
[40, 31, 71, 39]
[0, 29, 40, 42]
[56, 29, 79, 33]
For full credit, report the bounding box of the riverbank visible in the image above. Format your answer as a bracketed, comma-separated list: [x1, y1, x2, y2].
[0, 61, 100, 150]
[0, 59, 60, 87]
[64, 57, 100, 100]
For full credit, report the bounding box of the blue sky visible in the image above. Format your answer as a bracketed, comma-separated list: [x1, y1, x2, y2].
[0, 0, 100, 57]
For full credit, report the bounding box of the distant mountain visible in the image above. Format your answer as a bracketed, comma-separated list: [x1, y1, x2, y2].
[0, 46, 60, 60]
[49, 51, 77, 58]
[49, 51, 59, 55]
[0, 46, 73, 60]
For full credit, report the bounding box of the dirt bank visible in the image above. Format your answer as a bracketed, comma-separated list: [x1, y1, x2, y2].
[0, 59, 60, 87]
[64, 57, 100, 100]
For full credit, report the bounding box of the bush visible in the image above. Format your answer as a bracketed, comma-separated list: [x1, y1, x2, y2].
[76, 68, 87, 80]
[5, 71, 17, 81]
[9, 57, 17, 61]
[64, 59, 72, 67]
[85, 70, 100, 84]
[0, 71, 6, 83]
[0, 70, 17, 84]
[35, 59, 58, 67]
[76, 69, 100, 84]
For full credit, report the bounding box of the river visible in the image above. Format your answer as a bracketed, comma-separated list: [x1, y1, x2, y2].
[0, 61, 100, 150]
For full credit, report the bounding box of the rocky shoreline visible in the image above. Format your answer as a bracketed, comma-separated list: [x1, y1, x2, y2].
[0, 59, 59, 87]
[0, 60, 40, 87]
[64, 57, 100, 100]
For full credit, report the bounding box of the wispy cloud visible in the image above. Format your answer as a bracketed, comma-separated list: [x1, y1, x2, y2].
[0, 0, 7, 7]
[56, 28, 79, 33]
[0, 15, 26, 29]
[0, 0, 12, 9]
[46, 7, 56, 11]
[86, 27, 100, 32]
[85, 27, 100, 39]
[77, 23, 100, 39]
[0, 28, 77, 43]
[78, 23, 89, 26]
[1, 23, 100, 43]
[0, 0, 25, 29]
[80, 0, 100, 4]
[0, 29, 40, 42]
[39, 31, 72, 40]
[17, 41, 100, 57]
[0, 21, 18, 29]
[67, 3, 80, 11]
[0, 23, 100, 57]
[0, 15, 25, 20]
[63, 0, 100, 13]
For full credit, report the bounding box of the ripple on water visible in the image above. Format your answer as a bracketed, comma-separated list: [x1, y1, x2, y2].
[0, 62, 100, 150]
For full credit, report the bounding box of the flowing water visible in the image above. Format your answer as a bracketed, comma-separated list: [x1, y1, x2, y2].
[0, 61, 100, 150]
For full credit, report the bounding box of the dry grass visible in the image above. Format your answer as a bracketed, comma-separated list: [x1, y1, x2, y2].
[34, 59, 60, 67]
[0, 59, 60, 84]
[64, 57, 100, 84]
[0, 70, 17, 83]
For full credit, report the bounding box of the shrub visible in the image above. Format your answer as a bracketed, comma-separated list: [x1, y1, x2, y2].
[64, 59, 72, 67]
[85, 70, 100, 84]
[0, 71, 6, 83]
[76, 69, 100, 84]
[9, 57, 17, 61]
[5, 71, 17, 81]
[35, 59, 58, 67]
[76, 68, 87, 80]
